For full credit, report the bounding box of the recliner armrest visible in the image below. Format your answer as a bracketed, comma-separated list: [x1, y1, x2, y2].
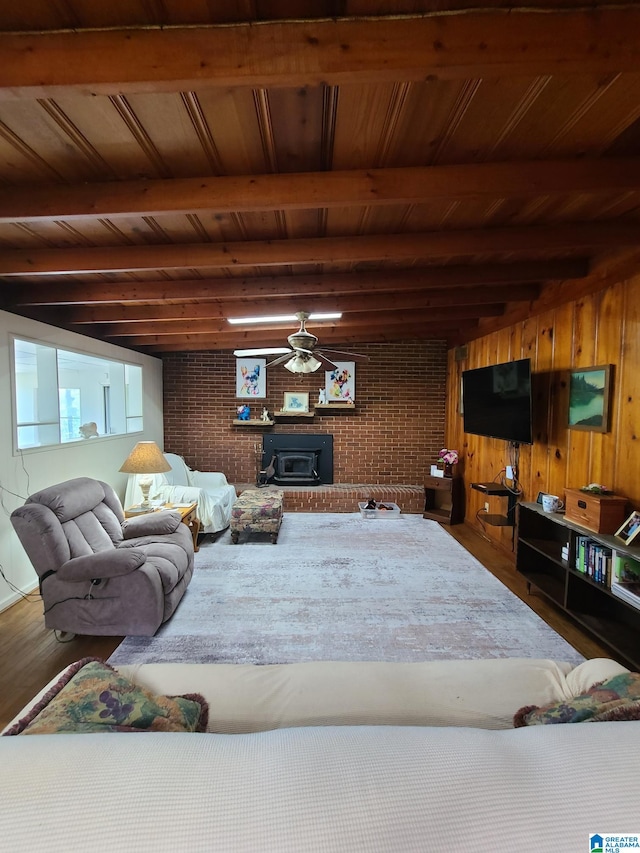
[191, 471, 229, 490]
[57, 548, 146, 581]
[122, 510, 182, 539]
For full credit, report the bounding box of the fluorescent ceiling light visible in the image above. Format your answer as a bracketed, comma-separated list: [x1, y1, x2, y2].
[233, 347, 290, 357]
[227, 312, 342, 325]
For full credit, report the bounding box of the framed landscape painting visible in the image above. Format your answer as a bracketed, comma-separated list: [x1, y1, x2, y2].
[568, 365, 612, 433]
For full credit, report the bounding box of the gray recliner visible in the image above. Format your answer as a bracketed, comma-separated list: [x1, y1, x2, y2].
[10, 477, 194, 637]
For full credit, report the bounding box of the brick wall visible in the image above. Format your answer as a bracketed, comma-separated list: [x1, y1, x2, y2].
[162, 340, 447, 487]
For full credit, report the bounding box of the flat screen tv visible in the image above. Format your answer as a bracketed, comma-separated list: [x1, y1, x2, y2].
[462, 358, 533, 445]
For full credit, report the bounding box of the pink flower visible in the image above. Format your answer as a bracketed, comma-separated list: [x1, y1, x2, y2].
[438, 448, 458, 465]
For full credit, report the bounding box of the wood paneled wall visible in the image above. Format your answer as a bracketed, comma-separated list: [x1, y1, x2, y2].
[445, 272, 640, 551]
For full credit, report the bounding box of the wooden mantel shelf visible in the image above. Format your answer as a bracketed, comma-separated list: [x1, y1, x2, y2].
[232, 418, 275, 426]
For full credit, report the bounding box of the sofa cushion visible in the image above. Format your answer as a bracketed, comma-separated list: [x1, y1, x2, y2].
[3, 658, 208, 735]
[2, 721, 640, 852]
[514, 671, 640, 726]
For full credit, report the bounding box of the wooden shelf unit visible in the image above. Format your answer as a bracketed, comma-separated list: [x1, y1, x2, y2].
[271, 405, 356, 419]
[471, 481, 518, 527]
[423, 475, 464, 525]
[517, 502, 640, 670]
[232, 418, 274, 426]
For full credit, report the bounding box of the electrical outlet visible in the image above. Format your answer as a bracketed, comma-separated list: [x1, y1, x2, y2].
[484, 502, 490, 512]
[506, 465, 514, 480]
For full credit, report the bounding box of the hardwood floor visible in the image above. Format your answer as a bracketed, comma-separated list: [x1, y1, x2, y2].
[0, 521, 615, 730]
[0, 599, 121, 730]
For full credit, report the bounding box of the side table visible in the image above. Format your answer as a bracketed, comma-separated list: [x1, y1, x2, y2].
[423, 475, 464, 525]
[125, 502, 201, 551]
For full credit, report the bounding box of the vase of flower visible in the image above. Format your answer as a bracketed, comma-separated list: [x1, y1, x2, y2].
[437, 448, 459, 478]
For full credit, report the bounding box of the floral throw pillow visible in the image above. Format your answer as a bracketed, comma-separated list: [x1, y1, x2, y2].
[514, 671, 640, 727]
[3, 657, 208, 735]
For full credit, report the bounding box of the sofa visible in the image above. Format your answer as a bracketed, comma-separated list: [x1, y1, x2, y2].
[124, 452, 237, 534]
[2, 656, 639, 852]
[10, 477, 194, 636]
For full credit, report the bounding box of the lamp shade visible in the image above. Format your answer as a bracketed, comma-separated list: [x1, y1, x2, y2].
[119, 441, 172, 474]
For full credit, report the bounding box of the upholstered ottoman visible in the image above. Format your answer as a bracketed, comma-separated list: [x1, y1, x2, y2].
[230, 487, 284, 544]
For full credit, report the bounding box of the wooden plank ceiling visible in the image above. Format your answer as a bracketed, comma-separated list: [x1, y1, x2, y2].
[0, 0, 639, 354]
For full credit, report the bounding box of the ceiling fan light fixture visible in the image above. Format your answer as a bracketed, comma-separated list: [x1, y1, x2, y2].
[283, 354, 322, 373]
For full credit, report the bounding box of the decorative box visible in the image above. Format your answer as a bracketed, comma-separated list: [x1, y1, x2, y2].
[564, 488, 628, 534]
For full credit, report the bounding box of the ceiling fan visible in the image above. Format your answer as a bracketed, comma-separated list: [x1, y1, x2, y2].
[245, 312, 369, 373]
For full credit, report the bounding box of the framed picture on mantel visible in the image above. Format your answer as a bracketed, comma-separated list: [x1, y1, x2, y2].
[283, 391, 309, 413]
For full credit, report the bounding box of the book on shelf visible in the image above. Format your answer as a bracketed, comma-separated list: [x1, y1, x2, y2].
[610, 551, 640, 611]
[611, 581, 640, 610]
[574, 536, 611, 586]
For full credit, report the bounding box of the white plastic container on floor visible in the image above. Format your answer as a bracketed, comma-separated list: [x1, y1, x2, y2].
[358, 501, 401, 519]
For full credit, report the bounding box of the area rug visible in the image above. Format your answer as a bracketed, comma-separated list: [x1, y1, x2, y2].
[108, 513, 584, 665]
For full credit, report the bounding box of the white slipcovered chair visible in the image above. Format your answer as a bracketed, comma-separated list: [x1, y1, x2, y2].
[124, 453, 236, 534]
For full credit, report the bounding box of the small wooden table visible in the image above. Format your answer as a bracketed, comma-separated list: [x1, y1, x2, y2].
[423, 475, 464, 525]
[124, 502, 201, 551]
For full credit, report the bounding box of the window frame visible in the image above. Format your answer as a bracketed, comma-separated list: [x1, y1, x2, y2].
[11, 335, 145, 453]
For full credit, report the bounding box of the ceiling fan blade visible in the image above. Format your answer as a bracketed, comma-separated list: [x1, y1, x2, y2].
[317, 349, 369, 362]
[312, 351, 340, 370]
[266, 351, 294, 367]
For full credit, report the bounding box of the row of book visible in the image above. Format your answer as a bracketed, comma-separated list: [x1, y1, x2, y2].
[575, 536, 612, 586]
[574, 536, 640, 610]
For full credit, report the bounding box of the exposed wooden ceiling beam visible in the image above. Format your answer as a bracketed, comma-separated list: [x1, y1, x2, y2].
[1, 11, 639, 100]
[1, 161, 639, 222]
[0, 261, 587, 306]
[0, 226, 631, 276]
[54, 284, 539, 325]
[90, 304, 504, 338]
[106, 320, 481, 351]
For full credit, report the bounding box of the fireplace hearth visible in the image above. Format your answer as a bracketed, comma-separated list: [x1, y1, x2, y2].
[262, 434, 333, 486]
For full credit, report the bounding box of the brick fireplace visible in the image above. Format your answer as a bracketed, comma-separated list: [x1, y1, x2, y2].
[161, 339, 447, 512]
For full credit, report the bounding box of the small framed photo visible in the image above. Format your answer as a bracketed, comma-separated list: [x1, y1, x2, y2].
[236, 358, 266, 399]
[615, 511, 640, 546]
[283, 391, 309, 412]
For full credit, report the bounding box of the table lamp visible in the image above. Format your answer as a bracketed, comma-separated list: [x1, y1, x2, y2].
[119, 441, 171, 508]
